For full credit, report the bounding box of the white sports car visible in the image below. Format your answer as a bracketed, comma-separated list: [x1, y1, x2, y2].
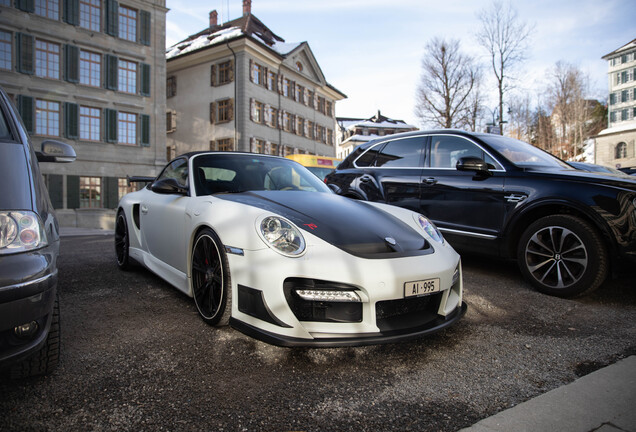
[115, 152, 466, 346]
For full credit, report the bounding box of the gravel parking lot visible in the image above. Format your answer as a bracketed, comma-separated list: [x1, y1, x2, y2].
[1, 234, 635, 431]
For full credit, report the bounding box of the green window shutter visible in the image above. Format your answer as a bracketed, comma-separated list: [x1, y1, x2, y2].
[105, 0, 119, 37]
[16, 0, 35, 12]
[104, 54, 118, 90]
[63, 0, 79, 25]
[64, 102, 79, 139]
[66, 175, 80, 209]
[48, 175, 64, 209]
[16, 33, 34, 75]
[17, 95, 34, 134]
[140, 63, 150, 96]
[104, 108, 117, 143]
[64, 44, 79, 83]
[140, 114, 150, 147]
[139, 10, 151, 46]
[103, 177, 119, 209]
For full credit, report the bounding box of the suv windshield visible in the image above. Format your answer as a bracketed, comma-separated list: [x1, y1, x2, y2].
[480, 134, 572, 169]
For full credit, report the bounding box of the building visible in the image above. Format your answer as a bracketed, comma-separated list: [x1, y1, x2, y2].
[595, 38, 636, 170]
[336, 110, 417, 159]
[165, 0, 346, 159]
[0, 0, 167, 228]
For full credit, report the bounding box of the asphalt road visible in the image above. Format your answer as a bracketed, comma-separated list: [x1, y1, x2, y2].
[1, 234, 635, 432]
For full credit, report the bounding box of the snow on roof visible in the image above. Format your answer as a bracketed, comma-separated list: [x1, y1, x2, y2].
[341, 134, 381, 145]
[272, 42, 302, 55]
[166, 27, 244, 59]
[595, 122, 636, 136]
[351, 120, 416, 129]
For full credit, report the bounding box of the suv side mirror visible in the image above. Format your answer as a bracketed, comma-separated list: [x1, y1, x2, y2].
[151, 178, 188, 195]
[456, 157, 492, 176]
[36, 140, 76, 163]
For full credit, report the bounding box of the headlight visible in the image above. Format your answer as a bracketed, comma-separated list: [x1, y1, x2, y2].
[259, 216, 306, 257]
[0, 211, 48, 254]
[414, 214, 444, 244]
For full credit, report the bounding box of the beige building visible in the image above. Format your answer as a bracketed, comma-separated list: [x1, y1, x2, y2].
[595, 38, 636, 170]
[336, 111, 417, 159]
[165, 0, 346, 159]
[0, 0, 167, 228]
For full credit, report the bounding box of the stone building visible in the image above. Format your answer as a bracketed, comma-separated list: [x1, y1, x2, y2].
[595, 38, 636, 170]
[336, 111, 417, 159]
[0, 0, 167, 228]
[165, 0, 346, 159]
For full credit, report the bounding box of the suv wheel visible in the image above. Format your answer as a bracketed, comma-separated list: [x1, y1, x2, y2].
[517, 215, 608, 298]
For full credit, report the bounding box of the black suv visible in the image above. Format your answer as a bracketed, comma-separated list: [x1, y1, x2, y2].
[326, 129, 636, 297]
[0, 87, 75, 378]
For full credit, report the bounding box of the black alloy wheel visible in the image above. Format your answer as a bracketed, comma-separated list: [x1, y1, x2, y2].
[517, 214, 608, 298]
[115, 211, 131, 270]
[191, 228, 232, 326]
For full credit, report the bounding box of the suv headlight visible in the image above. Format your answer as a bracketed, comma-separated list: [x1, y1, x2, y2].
[414, 214, 444, 244]
[0, 211, 48, 254]
[258, 216, 306, 257]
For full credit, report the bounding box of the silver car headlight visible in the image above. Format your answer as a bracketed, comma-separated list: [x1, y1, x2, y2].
[0, 211, 48, 254]
[259, 216, 306, 257]
[414, 214, 444, 244]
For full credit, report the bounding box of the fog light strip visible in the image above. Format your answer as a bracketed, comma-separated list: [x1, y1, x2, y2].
[295, 289, 361, 303]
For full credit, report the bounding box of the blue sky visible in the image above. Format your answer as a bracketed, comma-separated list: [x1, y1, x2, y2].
[165, 0, 635, 127]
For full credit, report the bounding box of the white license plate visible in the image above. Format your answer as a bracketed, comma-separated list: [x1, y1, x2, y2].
[404, 278, 440, 298]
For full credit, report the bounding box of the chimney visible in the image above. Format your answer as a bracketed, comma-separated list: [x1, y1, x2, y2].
[243, 0, 251, 16]
[209, 10, 218, 28]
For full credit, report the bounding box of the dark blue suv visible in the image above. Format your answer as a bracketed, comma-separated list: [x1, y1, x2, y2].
[0, 87, 75, 378]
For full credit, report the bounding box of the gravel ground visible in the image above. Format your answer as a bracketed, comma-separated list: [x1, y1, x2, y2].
[1, 235, 635, 431]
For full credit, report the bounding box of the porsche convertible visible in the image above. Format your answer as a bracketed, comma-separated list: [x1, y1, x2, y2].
[115, 152, 466, 346]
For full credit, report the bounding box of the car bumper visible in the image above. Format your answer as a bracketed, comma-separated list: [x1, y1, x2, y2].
[0, 247, 58, 366]
[226, 237, 465, 347]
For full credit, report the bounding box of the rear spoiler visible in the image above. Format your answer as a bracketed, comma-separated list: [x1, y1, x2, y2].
[127, 175, 155, 185]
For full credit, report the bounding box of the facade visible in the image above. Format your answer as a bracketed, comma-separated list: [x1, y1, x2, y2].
[165, 1, 346, 159]
[336, 111, 417, 159]
[596, 38, 636, 170]
[0, 0, 168, 228]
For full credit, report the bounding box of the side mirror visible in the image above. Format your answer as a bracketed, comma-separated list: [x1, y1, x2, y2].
[456, 157, 492, 176]
[36, 140, 76, 163]
[151, 178, 188, 195]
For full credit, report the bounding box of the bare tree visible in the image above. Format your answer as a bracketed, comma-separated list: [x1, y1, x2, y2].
[476, 1, 533, 135]
[415, 38, 479, 129]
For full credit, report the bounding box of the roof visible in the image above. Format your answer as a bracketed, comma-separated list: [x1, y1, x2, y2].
[337, 111, 417, 131]
[602, 38, 636, 59]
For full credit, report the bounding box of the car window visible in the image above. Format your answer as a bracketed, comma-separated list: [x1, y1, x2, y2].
[430, 135, 500, 169]
[374, 137, 425, 168]
[157, 158, 189, 187]
[354, 143, 383, 167]
[480, 134, 569, 169]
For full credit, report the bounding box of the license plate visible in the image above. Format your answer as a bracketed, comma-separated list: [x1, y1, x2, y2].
[404, 278, 440, 298]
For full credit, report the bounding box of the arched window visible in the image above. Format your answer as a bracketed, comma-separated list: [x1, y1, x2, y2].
[615, 142, 627, 159]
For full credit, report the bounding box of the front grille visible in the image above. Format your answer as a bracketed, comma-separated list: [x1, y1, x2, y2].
[375, 293, 443, 332]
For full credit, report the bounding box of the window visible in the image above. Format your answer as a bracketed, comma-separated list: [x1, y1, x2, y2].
[166, 110, 176, 133]
[317, 96, 326, 114]
[79, 50, 101, 87]
[218, 99, 233, 123]
[80, 177, 101, 208]
[307, 120, 314, 139]
[267, 70, 276, 91]
[35, 99, 60, 136]
[79, 106, 100, 141]
[35, 39, 60, 79]
[157, 158, 188, 187]
[167, 76, 177, 98]
[283, 78, 291, 98]
[621, 90, 629, 103]
[283, 112, 292, 132]
[296, 117, 304, 136]
[118, 178, 137, 201]
[254, 101, 263, 124]
[610, 111, 616, 123]
[35, 0, 59, 19]
[118, 111, 137, 145]
[429, 136, 499, 169]
[616, 142, 627, 159]
[326, 101, 333, 117]
[284, 146, 294, 156]
[218, 60, 233, 84]
[210, 138, 234, 151]
[119, 5, 137, 42]
[621, 109, 629, 121]
[80, 0, 101, 31]
[268, 106, 277, 128]
[0, 31, 10, 70]
[622, 71, 628, 84]
[270, 142, 279, 156]
[374, 137, 425, 168]
[251, 61, 264, 85]
[295, 84, 304, 103]
[327, 129, 333, 146]
[252, 138, 265, 153]
[118, 59, 137, 93]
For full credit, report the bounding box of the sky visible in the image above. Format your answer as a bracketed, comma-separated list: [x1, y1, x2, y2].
[165, 0, 635, 128]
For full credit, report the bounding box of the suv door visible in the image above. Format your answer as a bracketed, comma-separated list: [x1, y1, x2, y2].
[355, 135, 426, 213]
[420, 134, 506, 248]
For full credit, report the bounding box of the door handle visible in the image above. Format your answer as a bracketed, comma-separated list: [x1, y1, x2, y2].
[141, 205, 148, 214]
[423, 177, 437, 185]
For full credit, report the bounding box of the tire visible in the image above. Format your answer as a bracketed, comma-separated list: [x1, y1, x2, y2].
[191, 228, 232, 326]
[9, 293, 61, 379]
[517, 214, 608, 298]
[115, 210, 131, 270]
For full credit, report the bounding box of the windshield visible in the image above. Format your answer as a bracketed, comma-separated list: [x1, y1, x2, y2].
[480, 135, 572, 169]
[192, 153, 332, 196]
